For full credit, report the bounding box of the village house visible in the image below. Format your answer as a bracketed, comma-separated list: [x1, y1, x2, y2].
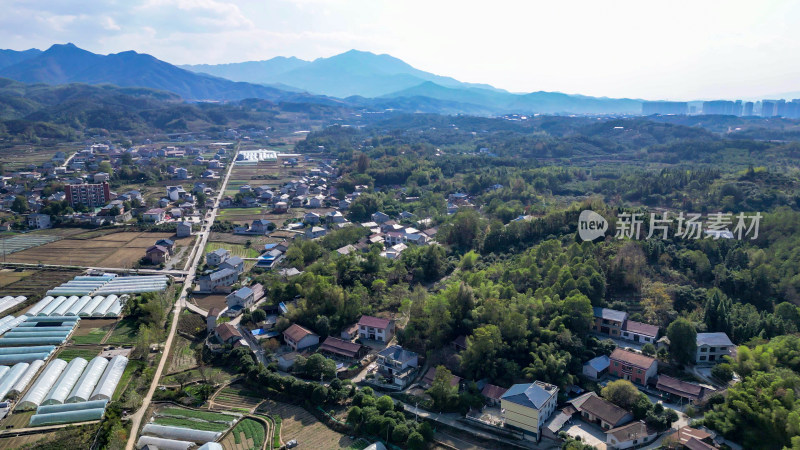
[226, 286, 255, 314]
[571, 392, 633, 430]
[376, 345, 419, 387]
[219, 256, 245, 275]
[501, 381, 559, 441]
[215, 323, 242, 345]
[593, 307, 626, 337]
[206, 248, 231, 267]
[305, 226, 327, 239]
[609, 349, 658, 385]
[318, 337, 367, 361]
[695, 332, 735, 364]
[421, 367, 462, 389]
[357, 315, 395, 342]
[606, 421, 659, 450]
[197, 268, 238, 293]
[621, 320, 660, 344]
[27, 213, 51, 229]
[481, 384, 508, 406]
[582, 355, 610, 380]
[143, 208, 166, 223]
[155, 239, 175, 255]
[176, 221, 192, 238]
[283, 324, 319, 351]
[656, 375, 712, 404]
[145, 245, 170, 265]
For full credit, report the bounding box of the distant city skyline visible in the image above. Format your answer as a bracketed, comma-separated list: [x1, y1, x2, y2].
[1, 0, 799, 100]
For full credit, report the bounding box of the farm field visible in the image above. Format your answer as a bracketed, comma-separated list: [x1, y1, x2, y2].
[0, 145, 75, 171]
[257, 400, 355, 449]
[105, 318, 139, 345]
[204, 241, 261, 259]
[4, 230, 194, 268]
[57, 345, 103, 361]
[221, 418, 267, 450]
[214, 385, 263, 411]
[70, 318, 118, 345]
[165, 333, 199, 374]
[0, 269, 82, 306]
[190, 293, 227, 312]
[0, 268, 35, 287]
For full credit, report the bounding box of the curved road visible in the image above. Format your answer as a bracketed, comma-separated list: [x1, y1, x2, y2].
[124, 144, 239, 450]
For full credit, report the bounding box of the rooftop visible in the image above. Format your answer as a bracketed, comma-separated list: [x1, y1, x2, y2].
[593, 307, 627, 322]
[501, 381, 558, 410]
[610, 348, 657, 369]
[358, 315, 392, 329]
[377, 345, 417, 363]
[574, 392, 630, 425]
[319, 336, 363, 358]
[623, 320, 659, 337]
[697, 332, 734, 347]
[284, 323, 316, 343]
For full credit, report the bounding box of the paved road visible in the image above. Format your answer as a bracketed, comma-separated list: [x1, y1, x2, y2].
[124, 145, 239, 450]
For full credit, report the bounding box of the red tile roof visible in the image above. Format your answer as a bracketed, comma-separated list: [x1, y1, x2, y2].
[656, 375, 704, 400]
[422, 367, 461, 387]
[358, 315, 392, 329]
[578, 393, 631, 426]
[481, 384, 508, 400]
[610, 348, 657, 369]
[319, 337, 363, 359]
[284, 323, 316, 343]
[215, 323, 241, 342]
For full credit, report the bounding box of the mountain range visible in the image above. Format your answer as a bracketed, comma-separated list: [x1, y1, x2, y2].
[0, 44, 642, 114]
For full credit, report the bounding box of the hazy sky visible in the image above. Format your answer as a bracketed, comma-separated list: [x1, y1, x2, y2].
[1, 0, 799, 100]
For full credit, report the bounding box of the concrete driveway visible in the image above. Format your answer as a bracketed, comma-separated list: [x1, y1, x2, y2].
[563, 422, 607, 450]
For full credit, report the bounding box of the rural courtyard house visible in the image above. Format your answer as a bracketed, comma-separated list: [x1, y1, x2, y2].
[696, 332, 735, 364]
[145, 245, 170, 265]
[582, 355, 610, 380]
[620, 320, 660, 344]
[376, 345, 419, 387]
[500, 381, 559, 442]
[318, 337, 367, 361]
[226, 286, 255, 315]
[357, 315, 395, 342]
[214, 323, 242, 345]
[606, 420, 659, 450]
[143, 208, 166, 223]
[593, 307, 626, 337]
[283, 324, 319, 351]
[206, 248, 231, 267]
[609, 349, 658, 385]
[27, 213, 51, 229]
[570, 392, 633, 430]
[197, 268, 237, 293]
[219, 256, 245, 274]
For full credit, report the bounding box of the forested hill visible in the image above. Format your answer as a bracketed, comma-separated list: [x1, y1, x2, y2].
[0, 78, 350, 144]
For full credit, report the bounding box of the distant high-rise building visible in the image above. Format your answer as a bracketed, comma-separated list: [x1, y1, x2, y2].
[788, 100, 800, 119]
[702, 100, 740, 115]
[642, 101, 688, 115]
[776, 99, 787, 117]
[65, 182, 111, 208]
[743, 102, 754, 116]
[761, 100, 776, 117]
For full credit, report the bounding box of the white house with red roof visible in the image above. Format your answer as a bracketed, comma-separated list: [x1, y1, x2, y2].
[357, 315, 395, 342]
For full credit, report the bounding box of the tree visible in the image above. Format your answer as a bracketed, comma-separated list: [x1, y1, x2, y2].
[391, 423, 409, 443]
[563, 293, 594, 334]
[641, 343, 656, 356]
[666, 318, 696, 365]
[711, 363, 733, 383]
[460, 325, 504, 379]
[346, 406, 362, 424]
[407, 432, 425, 450]
[601, 379, 641, 410]
[641, 282, 674, 327]
[251, 308, 266, 323]
[427, 365, 458, 411]
[376, 395, 394, 414]
[11, 196, 28, 213]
